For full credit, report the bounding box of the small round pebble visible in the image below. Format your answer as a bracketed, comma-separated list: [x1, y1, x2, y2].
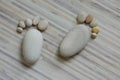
[77, 12, 87, 23]
[16, 27, 23, 33]
[92, 26, 100, 34]
[90, 19, 98, 28]
[85, 14, 94, 24]
[37, 20, 48, 31]
[18, 21, 26, 28]
[32, 16, 40, 26]
[25, 18, 32, 27]
[91, 33, 97, 39]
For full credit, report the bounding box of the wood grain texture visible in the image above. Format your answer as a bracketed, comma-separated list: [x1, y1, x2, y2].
[0, 0, 120, 80]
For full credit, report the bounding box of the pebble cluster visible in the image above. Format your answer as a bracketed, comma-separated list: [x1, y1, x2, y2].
[77, 12, 100, 39]
[17, 16, 48, 33]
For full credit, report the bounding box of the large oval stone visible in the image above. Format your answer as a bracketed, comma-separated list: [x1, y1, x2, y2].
[59, 25, 90, 57]
[22, 29, 43, 66]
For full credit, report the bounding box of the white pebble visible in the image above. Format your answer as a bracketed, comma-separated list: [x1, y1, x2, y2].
[90, 19, 98, 28]
[22, 29, 43, 66]
[77, 12, 87, 23]
[32, 16, 40, 26]
[37, 20, 48, 31]
[91, 33, 97, 39]
[59, 25, 90, 57]
[25, 18, 32, 27]
[16, 27, 23, 33]
[18, 21, 26, 28]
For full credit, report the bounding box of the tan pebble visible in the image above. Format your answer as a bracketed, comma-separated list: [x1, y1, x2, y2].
[25, 18, 32, 27]
[90, 19, 98, 28]
[85, 14, 94, 24]
[92, 26, 100, 34]
[37, 20, 48, 31]
[18, 21, 26, 28]
[91, 33, 97, 39]
[77, 12, 87, 23]
[16, 27, 23, 33]
[32, 16, 40, 26]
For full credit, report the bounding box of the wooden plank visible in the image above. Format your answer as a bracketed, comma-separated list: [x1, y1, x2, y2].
[0, 0, 120, 80]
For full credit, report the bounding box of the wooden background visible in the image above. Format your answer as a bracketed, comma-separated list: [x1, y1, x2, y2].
[0, 0, 120, 80]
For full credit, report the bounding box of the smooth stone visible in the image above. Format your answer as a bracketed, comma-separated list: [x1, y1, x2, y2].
[92, 26, 100, 34]
[90, 19, 98, 28]
[85, 14, 94, 24]
[18, 21, 26, 28]
[59, 25, 90, 57]
[37, 20, 48, 31]
[25, 18, 32, 27]
[32, 16, 40, 26]
[16, 27, 23, 33]
[91, 33, 97, 39]
[77, 12, 87, 23]
[22, 29, 43, 66]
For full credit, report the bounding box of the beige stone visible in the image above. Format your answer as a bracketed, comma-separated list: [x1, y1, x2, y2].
[90, 19, 98, 28]
[92, 26, 100, 34]
[77, 12, 87, 23]
[18, 21, 26, 28]
[37, 20, 48, 31]
[16, 27, 23, 33]
[91, 33, 97, 39]
[32, 16, 40, 26]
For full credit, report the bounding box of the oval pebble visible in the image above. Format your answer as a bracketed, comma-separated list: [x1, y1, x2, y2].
[32, 16, 40, 26]
[37, 20, 48, 31]
[22, 29, 43, 66]
[16, 27, 23, 33]
[59, 25, 90, 57]
[25, 18, 32, 27]
[92, 26, 100, 34]
[77, 12, 87, 23]
[85, 14, 94, 24]
[91, 33, 97, 39]
[90, 19, 98, 28]
[18, 21, 26, 28]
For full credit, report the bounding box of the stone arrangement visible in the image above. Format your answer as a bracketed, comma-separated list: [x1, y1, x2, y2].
[16, 13, 100, 63]
[77, 12, 100, 39]
[16, 16, 48, 33]
[16, 16, 48, 66]
[59, 12, 100, 57]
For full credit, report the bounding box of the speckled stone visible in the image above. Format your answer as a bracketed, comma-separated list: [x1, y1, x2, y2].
[77, 12, 87, 23]
[90, 19, 98, 28]
[37, 20, 48, 31]
[18, 21, 26, 28]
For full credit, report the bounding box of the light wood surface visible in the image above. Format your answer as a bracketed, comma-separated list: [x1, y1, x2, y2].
[0, 0, 120, 80]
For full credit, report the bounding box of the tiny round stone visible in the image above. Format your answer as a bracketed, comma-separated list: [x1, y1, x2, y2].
[25, 18, 32, 27]
[90, 19, 98, 28]
[18, 21, 26, 28]
[85, 14, 94, 24]
[32, 16, 40, 26]
[16, 27, 23, 33]
[91, 33, 97, 39]
[92, 26, 100, 34]
[37, 20, 48, 31]
[77, 12, 87, 23]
